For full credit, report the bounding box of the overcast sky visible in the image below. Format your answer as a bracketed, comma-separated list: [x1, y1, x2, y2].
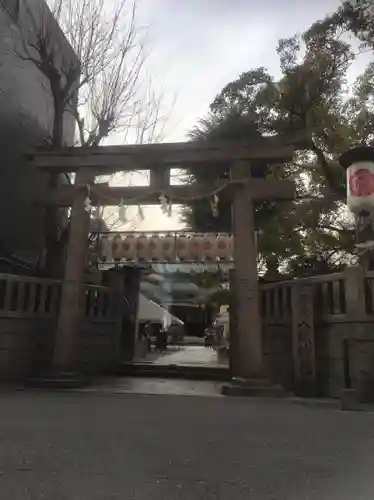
[137, 0, 344, 141]
[114, 0, 369, 231]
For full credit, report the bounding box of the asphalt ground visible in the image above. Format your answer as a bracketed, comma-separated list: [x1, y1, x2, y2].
[0, 388, 374, 499]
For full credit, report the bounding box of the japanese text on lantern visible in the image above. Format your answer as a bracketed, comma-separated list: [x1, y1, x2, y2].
[349, 168, 374, 197]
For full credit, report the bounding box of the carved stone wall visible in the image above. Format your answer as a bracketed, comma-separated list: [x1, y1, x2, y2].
[291, 285, 316, 396]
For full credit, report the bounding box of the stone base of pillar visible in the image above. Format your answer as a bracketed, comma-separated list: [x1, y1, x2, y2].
[340, 388, 360, 411]
[25, 371, 90, 389]
[221, 377, 286, 398]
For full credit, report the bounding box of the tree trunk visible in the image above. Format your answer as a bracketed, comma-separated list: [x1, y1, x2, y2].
[43, 186, 67, 278]
[43, 94, 66, 278]
[52, 97, 64, 148]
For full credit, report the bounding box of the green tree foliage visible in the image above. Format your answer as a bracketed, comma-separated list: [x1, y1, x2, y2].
[182, 4, 374, 277]
[339, 1, 374, 50]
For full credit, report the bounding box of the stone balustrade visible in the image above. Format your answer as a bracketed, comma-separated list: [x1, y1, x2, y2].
[0, 274, 117, 381]
[259, 267, 374, 400]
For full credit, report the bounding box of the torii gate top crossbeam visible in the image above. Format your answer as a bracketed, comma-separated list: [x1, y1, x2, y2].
[28, 131, 307, 174]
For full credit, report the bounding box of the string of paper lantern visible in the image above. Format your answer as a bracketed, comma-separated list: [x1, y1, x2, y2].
[83, 175, 255, 262]
[96, 232, 234, 263]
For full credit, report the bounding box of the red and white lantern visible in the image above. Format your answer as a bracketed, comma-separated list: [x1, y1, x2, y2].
[176, 235, 189, 260]
[98, 234, 112, 262]
[136, 234, 149, 261]
[346, 162, 374, 214]
[216, 233, 231, 260]
[111, 235, 123, 261]
[339, 147, 374, 215]
[202, 233, 217, 261]
[148, 234, 163, 261]
[162, 234, 175, 261]
[188, 234, 203, 261]
[122, 235, 136, 261]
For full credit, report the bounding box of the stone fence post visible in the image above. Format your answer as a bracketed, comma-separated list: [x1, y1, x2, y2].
[121, 266, 141, 361]
[341, 265, 367, 409]
[106, 266, 141, 363]
[344, 265, 366, 319]
[291, 284, 316, 396]
[106, 269, 126, 365]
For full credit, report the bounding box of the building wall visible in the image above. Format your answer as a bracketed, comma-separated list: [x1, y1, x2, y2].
[0, 0, 79, 265]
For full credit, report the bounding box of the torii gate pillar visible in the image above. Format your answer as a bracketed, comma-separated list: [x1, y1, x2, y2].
[222, 161, 287, 396]
[230, 161, 263, 379]
[52, 169, 94, 374]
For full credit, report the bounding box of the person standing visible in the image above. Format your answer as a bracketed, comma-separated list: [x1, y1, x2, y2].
[143, 321, 152, 353]
[160, 325, 168, 352]
[155, 324, 163, 352]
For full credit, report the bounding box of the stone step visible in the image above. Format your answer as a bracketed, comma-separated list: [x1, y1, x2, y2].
[221, 379, 286, 397]
[113, 362, 230, 381]
[25, 372, 90, 389]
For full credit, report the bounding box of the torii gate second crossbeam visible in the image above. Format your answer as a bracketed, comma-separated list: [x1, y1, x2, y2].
[29, 133, 305, 383]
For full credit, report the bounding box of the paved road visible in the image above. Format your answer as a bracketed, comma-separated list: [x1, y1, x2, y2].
[77, 376, 224, 397]
[152, 345, 222, 366]
[1, 389, 374, 499]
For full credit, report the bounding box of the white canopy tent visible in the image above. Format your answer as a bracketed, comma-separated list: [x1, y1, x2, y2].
[137, 293, 184, 327]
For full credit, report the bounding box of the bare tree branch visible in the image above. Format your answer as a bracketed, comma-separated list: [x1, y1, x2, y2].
[9, 0, 172, 276]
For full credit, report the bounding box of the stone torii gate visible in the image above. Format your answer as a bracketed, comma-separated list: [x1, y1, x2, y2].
[29, 134, 303, 385]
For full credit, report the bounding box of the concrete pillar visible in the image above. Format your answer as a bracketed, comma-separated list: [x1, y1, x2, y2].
[230, 161, 263, 379]
[52, 168, 95, 371]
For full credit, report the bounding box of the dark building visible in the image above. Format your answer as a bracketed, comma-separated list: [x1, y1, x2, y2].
[0, 0, 79, 270]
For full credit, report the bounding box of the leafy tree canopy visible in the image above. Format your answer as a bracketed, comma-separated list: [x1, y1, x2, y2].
[182, 1, 374, 277]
